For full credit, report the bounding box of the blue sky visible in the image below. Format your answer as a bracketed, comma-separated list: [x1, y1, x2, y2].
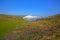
[0, 0, 60, 17]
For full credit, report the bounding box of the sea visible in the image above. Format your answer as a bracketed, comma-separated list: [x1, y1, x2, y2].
[24, 18, 38, 21]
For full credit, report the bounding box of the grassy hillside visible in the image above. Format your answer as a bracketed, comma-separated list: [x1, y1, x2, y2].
[0, 14, 27, 37]
[0, 14, 60, 40]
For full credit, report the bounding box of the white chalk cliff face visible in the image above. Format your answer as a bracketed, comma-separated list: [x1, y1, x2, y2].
[23, 15, 39, 21]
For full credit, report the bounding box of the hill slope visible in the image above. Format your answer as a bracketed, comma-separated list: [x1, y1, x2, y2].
[0, 14, 60, 40]
[0, 14, 27, 37]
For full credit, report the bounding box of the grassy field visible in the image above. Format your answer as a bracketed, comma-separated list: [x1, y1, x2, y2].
[0, 14, 60, 40]
[0, 14, 27, 37]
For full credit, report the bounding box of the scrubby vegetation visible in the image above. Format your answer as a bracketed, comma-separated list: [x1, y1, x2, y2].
[0, 14, 60, 40]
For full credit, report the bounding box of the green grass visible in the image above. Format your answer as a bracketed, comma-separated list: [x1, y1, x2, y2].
[0, 14, 27, 37]
[0, 20, 19, 36]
